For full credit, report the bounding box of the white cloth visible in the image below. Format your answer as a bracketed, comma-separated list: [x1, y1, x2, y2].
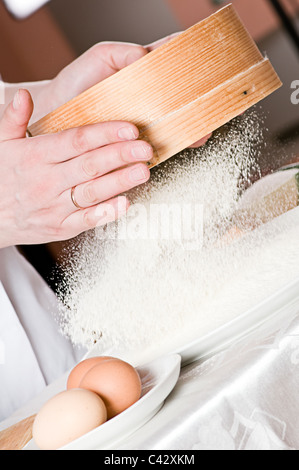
[117, 307, 299, 451]
[0, 246, 83, 422]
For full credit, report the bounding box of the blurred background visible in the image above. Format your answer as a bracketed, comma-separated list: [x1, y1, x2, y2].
[0, 0, 298, 284]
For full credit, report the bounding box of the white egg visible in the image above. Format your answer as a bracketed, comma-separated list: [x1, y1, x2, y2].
[33, 388, 107, 450]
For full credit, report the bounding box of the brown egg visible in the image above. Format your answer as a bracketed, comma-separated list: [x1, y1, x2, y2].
[79, 357, 142, 419]
[67, 356, 112, 389]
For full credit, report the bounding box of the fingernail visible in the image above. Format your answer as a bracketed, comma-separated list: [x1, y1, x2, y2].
[13, 90, 21, 110]
[131, 143, 152, 161]
[129, 165, 149, 183]
[118, 127, 138, 141]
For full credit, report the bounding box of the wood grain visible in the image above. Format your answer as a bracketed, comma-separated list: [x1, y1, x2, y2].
[0, 415, 36, 451]
[29, 4, 282, 168]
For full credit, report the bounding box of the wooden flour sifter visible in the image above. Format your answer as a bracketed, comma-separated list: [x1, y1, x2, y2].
[28, 4, 282, 168]
[28, 4, 281, 168]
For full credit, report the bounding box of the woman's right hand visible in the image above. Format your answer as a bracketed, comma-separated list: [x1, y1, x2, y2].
[0, 89, 151, 249]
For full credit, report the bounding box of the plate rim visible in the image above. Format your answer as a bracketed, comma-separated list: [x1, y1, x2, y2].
[175, 275, 299, 366]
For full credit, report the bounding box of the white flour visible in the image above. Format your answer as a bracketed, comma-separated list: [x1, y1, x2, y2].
[57, 112, 299, 359]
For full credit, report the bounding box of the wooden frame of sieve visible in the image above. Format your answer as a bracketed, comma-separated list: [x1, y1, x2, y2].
[28, 4, 282, 169]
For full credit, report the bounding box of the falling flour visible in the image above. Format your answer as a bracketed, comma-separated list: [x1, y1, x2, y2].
[57, 112, 299, 360]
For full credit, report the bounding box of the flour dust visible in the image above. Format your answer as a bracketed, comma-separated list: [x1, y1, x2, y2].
[57, 112, 299, 358]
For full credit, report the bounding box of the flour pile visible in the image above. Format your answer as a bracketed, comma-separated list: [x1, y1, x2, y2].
[57, 112, 299, 358]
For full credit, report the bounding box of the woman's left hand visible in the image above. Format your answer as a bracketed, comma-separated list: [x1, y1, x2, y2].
[34, 40, 212, 148]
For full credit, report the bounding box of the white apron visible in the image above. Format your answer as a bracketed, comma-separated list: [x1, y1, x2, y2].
[0, 246, 83, 422]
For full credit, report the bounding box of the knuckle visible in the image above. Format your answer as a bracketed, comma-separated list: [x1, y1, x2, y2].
[82, 182, 97, 205]
[83, 209, 96, 229]
[101, 121, 118, 142]
[116, 170, 131, 191]
[81, 155, 98, 178]
[71, 127, 89, 154]
[121, 141, 141, 163]
[113, 145, 125, 164]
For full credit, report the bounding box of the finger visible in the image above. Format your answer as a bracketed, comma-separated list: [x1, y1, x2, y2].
[145, 32, 182, 52]
[188, 133, 213, 149]
[97, 42, 148, 74]
[62, 195, 130, 236]
[36, 121, 140, 163]
[63, 163, 150, 211]
[0, 89, 33, 142]
[58, 140, 153, 190]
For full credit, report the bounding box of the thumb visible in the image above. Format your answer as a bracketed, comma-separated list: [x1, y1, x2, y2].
[0, 89, 34, 142]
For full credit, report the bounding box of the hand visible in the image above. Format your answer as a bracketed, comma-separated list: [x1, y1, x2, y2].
[35, 42, 150, 118]
[0, 89, 152, 249]
[35, 40, 212, 148]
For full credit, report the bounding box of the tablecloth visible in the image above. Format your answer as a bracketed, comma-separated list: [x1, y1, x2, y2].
[116, 304, 299, 451]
